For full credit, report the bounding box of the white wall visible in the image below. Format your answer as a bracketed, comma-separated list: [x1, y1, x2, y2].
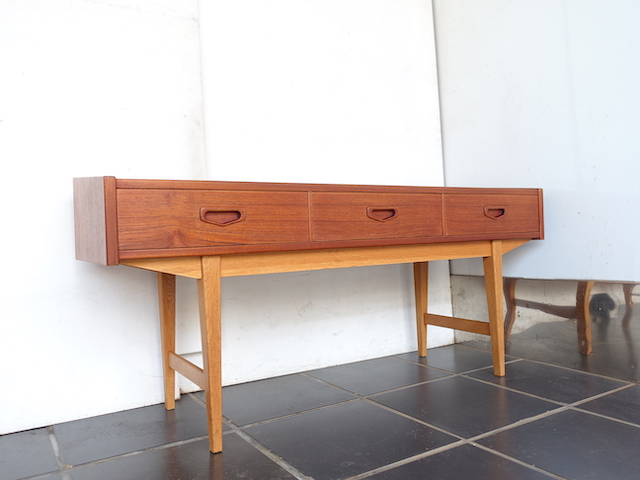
[0, 0, 205, 434]
[199, 0, 444, 186]
[0, 0, 452, 435]
[434, 0, 640, 282]
[197, 0, 453, 386]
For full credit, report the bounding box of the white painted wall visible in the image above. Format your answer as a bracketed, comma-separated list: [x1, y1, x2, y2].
[0, 0, 451, 435]
[199, 0, 444, 186]
[434, 0, 640, 282]
[0, 0, 205, 434]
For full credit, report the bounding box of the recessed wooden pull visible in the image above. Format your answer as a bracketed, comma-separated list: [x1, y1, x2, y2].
[200, 208, 245, 226]
[484, 207, 506, 219]
[367, 207, 398, 222]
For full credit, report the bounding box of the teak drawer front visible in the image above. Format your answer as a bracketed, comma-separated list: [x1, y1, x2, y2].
[117, 189, 309, 250]
[311, 192, 442, 241]
[443, 194, 540, 236]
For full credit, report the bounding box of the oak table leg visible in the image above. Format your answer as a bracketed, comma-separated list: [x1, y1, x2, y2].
[197, 256, 224, 454]
[414, 262, 429, 357]
[157, 272, 177, 410]
[483, 240, 506, 376]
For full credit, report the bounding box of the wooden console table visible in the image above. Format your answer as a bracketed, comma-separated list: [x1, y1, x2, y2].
[73, 177, 544, 453]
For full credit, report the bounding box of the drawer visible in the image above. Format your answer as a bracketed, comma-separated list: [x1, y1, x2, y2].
[117, 189, 309, 250]
[311, 192, 442, 241]
[443, 194, 540, 236]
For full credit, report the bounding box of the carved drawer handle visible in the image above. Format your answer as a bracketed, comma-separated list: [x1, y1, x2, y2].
[367, 207, 398, 222]
[200, 208, 245, 226]
[484, 207, 506, 220]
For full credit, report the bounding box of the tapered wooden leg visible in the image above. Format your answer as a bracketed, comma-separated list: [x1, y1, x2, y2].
[157, 272, 177, 410]
[414, 262, 429, 357]
[197, 256, 223, 454]
[576, 280, 594, 356]
[483, 240, 505, 376]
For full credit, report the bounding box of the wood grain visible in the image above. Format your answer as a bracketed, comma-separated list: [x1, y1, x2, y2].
[157, 273, 177, 409]
[197, 256, 223, 453]
[443, 193, 540, 236]
[121, 257, 202, 278]
[484, 240, 506, 376]
[310, 192, 442, 241]
[168, 352, 205, 388]
[414, 262, 429, 357]
[117, 189, 309, 251]
[73, 177, 544, 263]
[424, 313, 492, 336]
[218, 242, 494, 277]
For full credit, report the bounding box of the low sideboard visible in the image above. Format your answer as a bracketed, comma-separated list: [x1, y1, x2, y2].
[73, 177, 544, 453]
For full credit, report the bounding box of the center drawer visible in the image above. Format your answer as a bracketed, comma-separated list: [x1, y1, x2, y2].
[117, 189, 309, 251]
[310, 192, 443, 241]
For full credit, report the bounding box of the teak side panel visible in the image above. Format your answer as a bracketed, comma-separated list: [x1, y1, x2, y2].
[116, 189, 310, 251]
[443, 193, 541, 237]
[310, 192, 443, 241]
[73, 177, 119, 265]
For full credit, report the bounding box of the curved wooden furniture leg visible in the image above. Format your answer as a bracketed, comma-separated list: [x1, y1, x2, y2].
[198, 256, 223, 454]
[414, 262, 429, 357]
[622, 283, 635, 330]
[503, 277, 518, 341]
[576, 280, 594, 356]
[484, 240, 505, 376]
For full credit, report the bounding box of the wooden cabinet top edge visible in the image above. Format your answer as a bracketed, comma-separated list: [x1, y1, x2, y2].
[71, 177, 543, 196]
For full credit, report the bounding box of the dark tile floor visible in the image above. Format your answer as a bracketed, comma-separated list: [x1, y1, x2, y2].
[2, 344, 640, 480]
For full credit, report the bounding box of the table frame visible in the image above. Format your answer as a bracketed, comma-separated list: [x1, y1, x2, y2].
[121, 238, 528, 453]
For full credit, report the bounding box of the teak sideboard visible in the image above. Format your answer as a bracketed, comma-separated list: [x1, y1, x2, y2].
[73, 177, 544, 454]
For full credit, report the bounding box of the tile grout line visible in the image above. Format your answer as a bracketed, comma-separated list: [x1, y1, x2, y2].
[302, 370, 455, 397]
[344, 439, 469, 480]
[567, 382, 636, 408]
[361, 397, 467, 441]
[46, 426, 71, 480]
[466, 405, 573, 444]
[53, 435, 212, 476]
[461, 341, 640, 385]
[458, 364, 636, 409]
[187, 392, 249, 436]
[457, 373, 568, 406]
[390, 350, 523, 371]
[457, 371, 640, 432]
[233, 430, 314, 480]
[471, 443, 569, 480]
[569, 406, 640, 430]
[518, 355, 639, 383]
[191, 390, 395, 480]
[46, 427, 62, 465]
[567, 382, 640, 430]
[229, 397, 364, 431]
